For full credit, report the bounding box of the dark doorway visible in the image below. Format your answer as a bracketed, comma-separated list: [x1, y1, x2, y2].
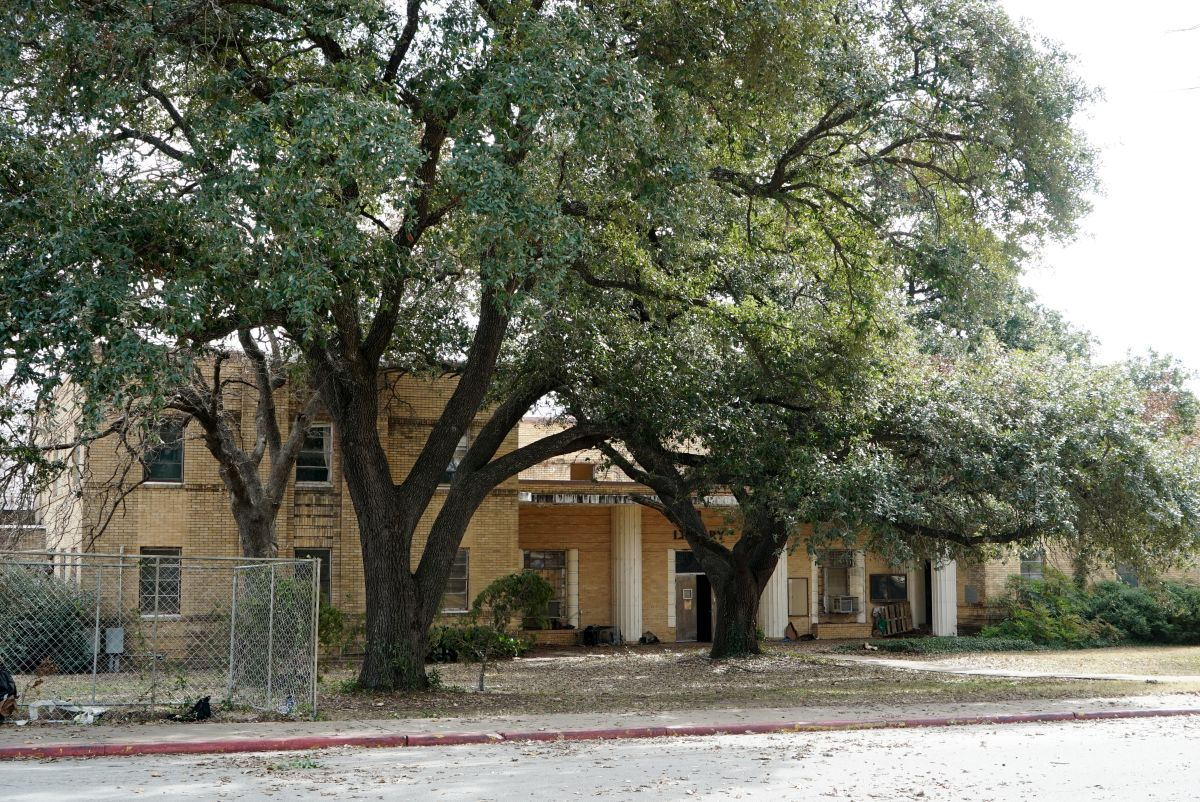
[923, 560, 933, 627]
[696, 574, 713, 642]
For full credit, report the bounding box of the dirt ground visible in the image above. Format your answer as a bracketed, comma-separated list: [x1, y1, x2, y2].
[870, 644, 1200, 676]
[314, 641, 1200, 721]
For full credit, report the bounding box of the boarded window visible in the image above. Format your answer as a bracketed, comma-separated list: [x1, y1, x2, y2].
[296, 426, 331, 483]
[569, 462, 595, 481]
[144, 420, 185, 482]
[787, 577, 809, 616]
[139, 547, 181, 615]
[441, 549, 469, 612]
[869, 574, 907, 602]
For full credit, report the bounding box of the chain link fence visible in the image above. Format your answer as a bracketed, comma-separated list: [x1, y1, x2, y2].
[0, 551, 319, 719]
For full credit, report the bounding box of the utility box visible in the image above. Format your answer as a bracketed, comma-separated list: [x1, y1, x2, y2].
[105, 627, 125, 673]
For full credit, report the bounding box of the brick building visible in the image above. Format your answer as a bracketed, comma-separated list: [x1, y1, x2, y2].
[31, 377, 1195, 643]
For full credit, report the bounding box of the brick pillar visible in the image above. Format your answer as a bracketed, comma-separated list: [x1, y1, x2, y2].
[932, 559, 958, 636]
[610, 506, 642, 643]
[756, 551, 788, 639]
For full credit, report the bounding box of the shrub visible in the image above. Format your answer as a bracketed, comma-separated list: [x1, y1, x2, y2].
[980, 569, 1117, 647]
[1084, 581, 1200, 644]
[0, 566, 95, 674]
[426, 624, 530, 664]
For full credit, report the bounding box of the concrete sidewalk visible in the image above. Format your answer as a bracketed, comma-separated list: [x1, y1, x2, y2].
[2, 693, 1199, 759]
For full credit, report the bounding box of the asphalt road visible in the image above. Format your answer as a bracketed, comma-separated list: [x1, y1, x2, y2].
[3, 716, 1196, 801]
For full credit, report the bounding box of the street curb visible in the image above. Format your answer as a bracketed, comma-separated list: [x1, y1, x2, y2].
[2, 708, 1197, 761]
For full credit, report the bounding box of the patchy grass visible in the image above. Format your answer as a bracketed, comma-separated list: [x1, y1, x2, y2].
[830, 636, 1047, 655]
[314, 642, 1200, 721]
[891, 644, 1200, 677]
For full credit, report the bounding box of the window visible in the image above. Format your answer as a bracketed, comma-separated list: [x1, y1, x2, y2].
[869, 574, 907, 602]
[788, 577, 809, 617]
[442, 435, 470, 485]
[144, 420, 184, 482]
[441, 548, 469, 612]
[296, 425, 332, 484]
[139, 547, 181, 616]
[523, 550, 566, 627]
[295, 548, 331, 603]
[1019, 547, 1045, 581]
[1116, 565, 1139, 587]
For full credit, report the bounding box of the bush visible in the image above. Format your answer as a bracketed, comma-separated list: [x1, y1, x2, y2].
[1084, 581, 1200, 644]
[980, 569, 1118, 647]
[0, 566, 95, 674]
[426, 624, 530, 664]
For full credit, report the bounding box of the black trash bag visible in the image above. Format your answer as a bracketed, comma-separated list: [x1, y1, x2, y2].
[0, 666, 17, 723]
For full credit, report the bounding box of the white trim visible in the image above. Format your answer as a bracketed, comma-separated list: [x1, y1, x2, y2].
[667, 549, 676, 629]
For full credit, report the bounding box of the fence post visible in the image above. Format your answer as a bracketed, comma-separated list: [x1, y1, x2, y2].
[150, 557, 160, 706]
[91, 566, 102, 704]
[266, 563, 276, 710]
[310, 557, 320, 720]
[226, 567, 240, 705]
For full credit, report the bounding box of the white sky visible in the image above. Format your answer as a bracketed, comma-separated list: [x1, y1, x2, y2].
[1000, 1, 1200, 373]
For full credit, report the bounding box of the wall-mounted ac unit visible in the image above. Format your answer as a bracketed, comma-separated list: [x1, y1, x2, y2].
[833, 596, 859, 614]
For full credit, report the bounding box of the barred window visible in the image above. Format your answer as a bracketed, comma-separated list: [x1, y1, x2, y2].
[139, 547, 182, 616]
[441, 549, 469, 612]
[296, 425, 332, 483]
[523, 550, 567, 627]
[144, 420, 185, 482]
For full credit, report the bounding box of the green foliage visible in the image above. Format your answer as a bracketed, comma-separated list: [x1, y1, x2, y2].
[425, 624, 530, 664]
[0, 567, 95, 674]
[472, 571, 556, 633]
[981, 570, 1117, 646]
[1083, 581, 1200, 645]
[832, 636, 1045, 655]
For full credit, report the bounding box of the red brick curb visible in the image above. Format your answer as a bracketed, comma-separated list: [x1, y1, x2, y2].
[2, 708, 1197, 760]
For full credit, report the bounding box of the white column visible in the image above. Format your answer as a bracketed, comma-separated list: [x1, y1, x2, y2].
[666, 550, 677, 630]
[756, 551, 789, 639]
[851, 550, 867, 624]
[931, 559, 958, 636]
[810, 556, 820, 626]
[610, 506, 642, 643]
[566, 549, 580, 628]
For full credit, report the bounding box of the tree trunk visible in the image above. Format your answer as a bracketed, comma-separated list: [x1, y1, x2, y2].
[233, 505, 277, 559]
[358, 549, 431, 690]
[708, 562, 763, 659]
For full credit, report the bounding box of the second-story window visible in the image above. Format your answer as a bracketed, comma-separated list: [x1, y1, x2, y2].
[296, 425, 332, 484]
[144, 420, 185, 483]
[442, 434, 470, 485]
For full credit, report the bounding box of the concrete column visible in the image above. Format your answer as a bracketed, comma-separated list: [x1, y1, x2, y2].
[756, 551, 789, 639]
[810, 556, 820, 625]
[666, 550, 677, 630]
[566, 549, 580, 628]
[852, 550, 867, 624]
[931, 559, 958, 636]
[610, 506, 642, 643]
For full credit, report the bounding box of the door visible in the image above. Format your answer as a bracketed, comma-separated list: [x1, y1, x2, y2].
[675, 575, 698, 642]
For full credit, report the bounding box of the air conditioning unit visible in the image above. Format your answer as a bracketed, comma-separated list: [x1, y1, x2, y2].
[833, 596, 859, 614]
